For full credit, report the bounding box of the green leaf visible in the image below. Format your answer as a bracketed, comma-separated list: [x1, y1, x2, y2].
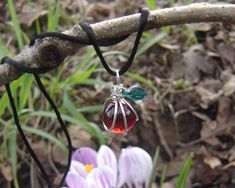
[123, 86, 147, 101]
[176, 153, 193, 188]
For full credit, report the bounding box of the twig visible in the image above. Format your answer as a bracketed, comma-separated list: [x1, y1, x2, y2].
[1, 3, 235, 85]
[153, 115, 174, 160]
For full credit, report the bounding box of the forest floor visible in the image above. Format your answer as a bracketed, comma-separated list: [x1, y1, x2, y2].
[1, 0, 235, 188]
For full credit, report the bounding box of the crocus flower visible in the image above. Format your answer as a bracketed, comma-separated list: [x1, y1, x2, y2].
[118, 147, 153, 188]
[66, 145, 152, 188]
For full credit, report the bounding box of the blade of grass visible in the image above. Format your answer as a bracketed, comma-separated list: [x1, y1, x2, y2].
[28, 111, 105, 145]
[78, 78, 106, 86]
[21, 125, 67, 154]
[7, 0, 24, 49]
[0, 78, 22, 117]
[77, 105, 103, 113]
[8, 129, 19, 188]
[159, 165, 167, 188]
[147, 146, 160, 188]
[144, 0, 157, 10]
[77, 48, 95, 70]
[63, 92, 105, 145]
[47, 0, 61, 32]
[35, 20, 42, 34]
[136, 31, 168, 57]
[176, 153, 193, 188]
[126, 72, 159, 95]
[19, 74, 34, 110]
[0, 38, 14, 58]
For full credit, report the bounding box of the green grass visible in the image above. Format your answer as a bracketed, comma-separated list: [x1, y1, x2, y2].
[176, 153, 193, 188]
[144, 0, 157, 10]
[159, 165, 167, 188]
[147, 146, 160, 188]
[47, 0, 61, 32]
[7, 0, 24, 49]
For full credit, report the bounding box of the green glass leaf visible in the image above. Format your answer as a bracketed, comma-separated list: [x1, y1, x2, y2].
[123, 86, 147, 101]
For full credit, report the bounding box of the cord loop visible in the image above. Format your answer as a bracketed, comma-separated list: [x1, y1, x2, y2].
[80, 8, 149, 76]
[0, 8, 150, 187]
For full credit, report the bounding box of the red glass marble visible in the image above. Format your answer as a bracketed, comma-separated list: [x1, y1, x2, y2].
[102, 99, 137, 133]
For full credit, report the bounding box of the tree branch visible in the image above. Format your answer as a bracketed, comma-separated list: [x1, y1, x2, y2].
[1, 3, 235, 86]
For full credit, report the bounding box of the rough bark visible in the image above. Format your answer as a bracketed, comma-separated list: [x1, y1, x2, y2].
[1, 3, 235, 86]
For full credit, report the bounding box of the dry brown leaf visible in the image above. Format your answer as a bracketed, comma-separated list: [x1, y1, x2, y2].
[69, 126, 97, 149]
[85, 3, 111, 21]
[228, 146, 235, 161]
[216, 97, 231, 126]
[203, 156, 221, 169]
[52, 144, 67, 166]
[222, 76, 235, 96]
[222, 161, 235, 170]
[162, 182, 175, 188]
[18, 4, 47, 27]
[217, 43, 235, 66]
[0, 164, 12, 182]
[201, 120, 222, 146]
[195, 23, 212, 32]
[32, 141, 51, 172]
[195, 86, 222, 109]
[183, 45, 214, 83]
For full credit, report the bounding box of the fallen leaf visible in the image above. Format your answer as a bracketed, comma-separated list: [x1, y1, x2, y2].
[183, 45, 214, 83]
[0, 164, 12, 182]
[18, 4, 47, 27]
[195, 23, 212, 32]
[52, 144, 67, 166]
[217, 43, 235, 66]
[32, 141, 51, 172]
[203, 156, 221, 169]
[222, 76, 235, 96]
[216, 97, 231, 126]
[162, 182, 175, 188]
[195, 86, 222, 109]
[69, 126, 97, 149]
[201, 120, 222, 146]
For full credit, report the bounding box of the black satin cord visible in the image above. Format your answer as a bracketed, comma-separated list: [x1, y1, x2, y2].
[0, 8, 149, 188]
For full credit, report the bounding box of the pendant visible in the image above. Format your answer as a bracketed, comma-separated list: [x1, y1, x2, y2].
[102, 84, 147, 134]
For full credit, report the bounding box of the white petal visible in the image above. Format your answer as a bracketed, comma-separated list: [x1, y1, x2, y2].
[70, 161, 87, 177]
[86, 166, 116, 188]
[72, 147, 97, 167]
[66, 171, 87, 188]
[118, 147, 152, 188]
[97, 145, 118, 183]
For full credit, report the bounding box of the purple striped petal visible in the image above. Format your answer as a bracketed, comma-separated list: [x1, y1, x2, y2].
[118, 147, 152, 188]
[86, 166, 115, 188]
[70, 161, 87, 177]
[97, 145, 118, 183]
[66, 171, 87, 188]
[72, 147, 97, 167]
